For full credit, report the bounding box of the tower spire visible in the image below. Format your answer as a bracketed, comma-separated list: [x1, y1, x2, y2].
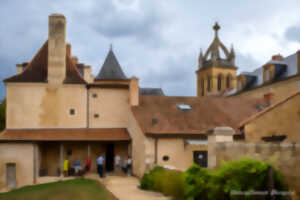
[213, 22, 220, 37]
[198, 48, 204, 68]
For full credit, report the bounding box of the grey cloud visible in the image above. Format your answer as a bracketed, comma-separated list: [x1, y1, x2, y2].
[1, 0, 299, 99]
[285, 26, 300, 42]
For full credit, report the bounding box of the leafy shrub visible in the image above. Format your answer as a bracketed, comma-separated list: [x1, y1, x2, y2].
[140, 166, 184, 199]
[215, 159, 288, 200]
[182, 158, 288, 200]
[183, 164, 212, 200]
[141, 159, 289, 200]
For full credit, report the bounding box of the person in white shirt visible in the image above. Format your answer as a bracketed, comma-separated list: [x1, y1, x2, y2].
[115, 155, 121, 169]
[126, 156, 132, 176]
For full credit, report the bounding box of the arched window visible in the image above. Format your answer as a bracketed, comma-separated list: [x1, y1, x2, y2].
[226, 74, 231, 89]
[201, 78, 205, 96]
[207, 76, 211, 92]
[217, 74, 222, 91]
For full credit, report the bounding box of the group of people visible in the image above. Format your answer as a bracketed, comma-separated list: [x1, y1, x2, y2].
[62, 155, 132, 178]
[63, 157, 92, 177]
[97, 155, 132, 178]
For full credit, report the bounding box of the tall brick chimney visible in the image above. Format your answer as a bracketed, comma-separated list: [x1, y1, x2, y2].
[48, 14, 66, 85]
[130, 77, 139, 106]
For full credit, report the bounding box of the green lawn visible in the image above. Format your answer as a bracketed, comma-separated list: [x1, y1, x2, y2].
[0, 178, 116, 200]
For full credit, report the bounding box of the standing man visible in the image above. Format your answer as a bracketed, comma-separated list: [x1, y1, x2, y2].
[97, 155, 105, 178]
[126, 156, 132, 176]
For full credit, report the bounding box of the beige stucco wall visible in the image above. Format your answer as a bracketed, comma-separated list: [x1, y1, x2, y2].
[156, 138, 207, 171]
[127, 110, 148, 177]
[0, 143, 34, 189]
[89, 88, 130, 128]
[244, 94, 300, 142]
[6, 83, 87, 129]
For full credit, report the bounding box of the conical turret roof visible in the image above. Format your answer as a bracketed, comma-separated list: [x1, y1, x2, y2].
[95, 47, 127, 80]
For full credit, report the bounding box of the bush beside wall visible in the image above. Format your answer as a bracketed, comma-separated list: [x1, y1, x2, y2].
[141, 158, 289, 200]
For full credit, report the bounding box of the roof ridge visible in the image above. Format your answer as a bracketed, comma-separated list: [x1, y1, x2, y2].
[65, 53, 86, 84]
[4, 40, 48, 82]
[239, 90, 300, 127]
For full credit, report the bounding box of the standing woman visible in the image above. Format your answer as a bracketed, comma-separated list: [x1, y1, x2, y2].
[85, 157, 92, 173]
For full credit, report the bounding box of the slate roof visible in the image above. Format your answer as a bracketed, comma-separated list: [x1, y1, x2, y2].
[4, 41, 86, 84]
[0, 128, 130, 141]
[132, 95, 265, 136]
[139, 88, 165, 96]
[235, 51, 299, 93]
[95, 49, 127, 80]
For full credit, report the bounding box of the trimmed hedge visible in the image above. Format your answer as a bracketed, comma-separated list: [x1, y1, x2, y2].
[140, 159, 289, 200]
[140, 166, 184, 199]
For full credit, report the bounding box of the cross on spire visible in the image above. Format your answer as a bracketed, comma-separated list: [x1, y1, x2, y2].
[109, 43, 113, 51]
[213, 22, 220, 36]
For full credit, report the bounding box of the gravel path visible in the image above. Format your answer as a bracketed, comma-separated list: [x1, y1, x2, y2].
[86, 174, 170, 200]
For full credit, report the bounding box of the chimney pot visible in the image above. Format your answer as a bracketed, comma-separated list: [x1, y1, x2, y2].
[264, 92, 274, 106]
[67, 44, 71, 57]
[272, 54, 283, 61]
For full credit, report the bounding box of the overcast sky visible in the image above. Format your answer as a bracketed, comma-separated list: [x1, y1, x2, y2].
[1, 0, 300, 99]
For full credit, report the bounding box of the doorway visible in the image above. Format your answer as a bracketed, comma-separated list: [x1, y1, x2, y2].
[6, 163, 16, 188]
[193, 151, 208, 168]
[105, 143, 114, 172]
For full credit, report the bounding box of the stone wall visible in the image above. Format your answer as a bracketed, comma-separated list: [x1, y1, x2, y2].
[214, 142, 300, 199]
[0, 143, 34, 189]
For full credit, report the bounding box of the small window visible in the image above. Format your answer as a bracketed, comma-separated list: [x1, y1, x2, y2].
[92, 93, 97, 98]
[94, 114, 99, 118]
[226, 75, 231, 89]
[207, 77, 211, 92]
[67, 150, 72, 156]
[265, 69, 271, 82]
[162, 156, 169, 161]
[177, 104, 191, 110]
[238, 80, 243, 90]
[218, 74, 222, 91]
[70, 109, 75, 115]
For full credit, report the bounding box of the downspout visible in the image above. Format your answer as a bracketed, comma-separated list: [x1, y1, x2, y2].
[154, 138, 158, 164]
[87, 87, 89, 128]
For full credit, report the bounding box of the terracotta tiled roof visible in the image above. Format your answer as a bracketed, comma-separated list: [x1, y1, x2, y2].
[132, 96, 264, 135]
[4, 41, 86, 84]
[239, 90, 300, 127]
[0, 128, 130, 141]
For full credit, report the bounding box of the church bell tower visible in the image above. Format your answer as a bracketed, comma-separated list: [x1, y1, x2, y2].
[196, 22, 237, 97]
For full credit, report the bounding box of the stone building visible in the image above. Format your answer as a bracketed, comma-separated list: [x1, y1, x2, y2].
[0, 14, 299, 190]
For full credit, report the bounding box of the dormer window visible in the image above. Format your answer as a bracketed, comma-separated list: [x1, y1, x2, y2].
[238, 80, 243, 90]
[265, 69, 271, 82]
[177, 104, 191, 110]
